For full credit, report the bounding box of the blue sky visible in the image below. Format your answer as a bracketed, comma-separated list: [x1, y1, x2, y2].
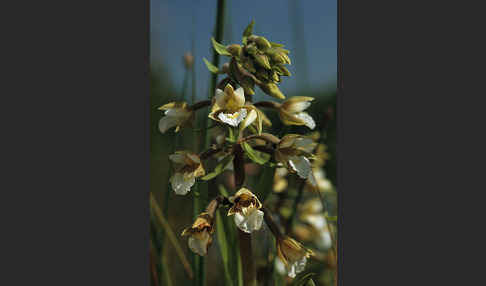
[151, 0, 337, 100]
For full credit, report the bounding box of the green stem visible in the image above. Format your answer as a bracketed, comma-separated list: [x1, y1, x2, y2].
[285, 179, 306, 233]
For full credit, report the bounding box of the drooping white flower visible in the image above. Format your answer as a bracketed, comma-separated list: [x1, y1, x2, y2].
[181, 212, 214, 256]
[158, 102, 193, 133]
[169, 151, 205, 195]
[275, 134, 315, 179]
[276, 236, 313, 278]
[279, 96, 316, 129]
[227, 188, 264, 233]
[299, 199, 333, 251]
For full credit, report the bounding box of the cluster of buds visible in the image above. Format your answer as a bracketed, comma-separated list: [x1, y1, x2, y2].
[210, 20, 291, 99]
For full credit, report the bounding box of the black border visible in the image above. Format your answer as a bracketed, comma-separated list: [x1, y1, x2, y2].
[4, 0, 481, 285]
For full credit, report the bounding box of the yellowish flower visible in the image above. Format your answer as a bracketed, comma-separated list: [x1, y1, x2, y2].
[158, 102, 194, 133]
[181, 212, 214, 256]
[276, 236, 313, 278]
[275, 134, 316, 179]
[209, 84, 248, 127]
[279, 96, 316, 129]
[227, 188, 264, 233]
[169, 151, 205, 195]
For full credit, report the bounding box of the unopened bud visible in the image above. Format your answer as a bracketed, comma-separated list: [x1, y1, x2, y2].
[226, 44, 242, 57]
[259, 82, 285, 99]
[254, 36, 272, 50]
[222, 62, 230, 74]
[254, 54, 271, 69]
[183, 52, 194, 69]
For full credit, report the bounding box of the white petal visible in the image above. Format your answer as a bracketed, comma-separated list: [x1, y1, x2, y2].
[234, 87, 246, 106]
[288, 156, 312, 179]
[274, 257, 286, 275]
[234, 209, 263, 233]
[170, 172, 195, 195]
[317, 230, 332, 250]
[188, 232, 210, 256]
[287, 256, 307, 278]
[215, 89, 226, 107]
[158, 116, 178, 133]
[217, 108, 247, 127]
[295, 112, 316, 129]
[304, 214, 327, 229]
[287, 101, 311, 113]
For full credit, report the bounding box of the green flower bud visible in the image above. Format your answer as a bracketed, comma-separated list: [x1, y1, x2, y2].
[226, 44, 242, 57]
[254, 53, 271, 69]
[245, 44, 258, 56]
[274, 65, 291, 77]
[272, 71, 280, 82]
[259, 82, 285, 99]
[254, 36, 272, 50]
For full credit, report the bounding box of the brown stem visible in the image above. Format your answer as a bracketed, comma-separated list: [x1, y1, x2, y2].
[198, 147, 223, 160]
[233, 143, 245, 189]
[252, 145, 275, 155]
[238, 230, 257, 286]
[189, 100, 211, 111]
[253, 101, 281, 109]
[262, 206, 283, 238]
[238, 133, 281, 145]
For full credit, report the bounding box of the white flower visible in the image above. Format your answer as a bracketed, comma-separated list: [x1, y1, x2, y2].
[279, 96, 316, 129]
[169, 151, 205, 195]
[217, 108, 247, 127]
[288, 155, 312, 179]
[227, 188, 264, 233]
[181, 213, 214, 256]
[276, 236, 313, 278]
[209, 84, 248, 127]
[275, 135, 315, 179]
[158, 102, 193, 133]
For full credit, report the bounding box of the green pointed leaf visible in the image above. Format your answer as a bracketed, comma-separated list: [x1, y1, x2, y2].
[203, 57, 220, 74]
[241, 142, 270, 165]
[201, 155, 234, 180]
[211, 37, 231, 56]
[242, 20, 254, 45]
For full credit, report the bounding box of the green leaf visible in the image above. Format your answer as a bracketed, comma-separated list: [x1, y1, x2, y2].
[211, 37, 231, 56]
[201, 155, 234, 180]
[293, 273, 316, 286]
[242, 20, 254, 45]
[203, 57, 220, 74]
[216, 211, 235, 286]
[241, 142, 270, 165]
[256, 165, 275, 203]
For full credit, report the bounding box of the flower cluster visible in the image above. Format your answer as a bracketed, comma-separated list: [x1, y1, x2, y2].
[154, 21, 334, 282]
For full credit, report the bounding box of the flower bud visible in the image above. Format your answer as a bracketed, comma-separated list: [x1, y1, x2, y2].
[259, 82, 285, 99]
[183, 52, 194, 69]
[226, 44, 242, 57]
[254, 54, 271, 69]
[254, 36, 272, 49]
